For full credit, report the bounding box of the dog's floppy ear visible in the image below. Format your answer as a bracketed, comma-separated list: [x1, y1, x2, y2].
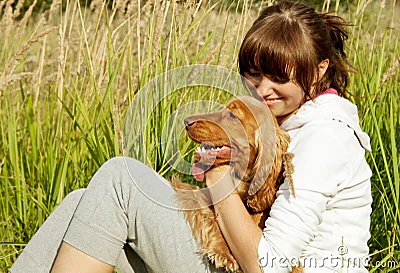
[249, 120, 276, 196]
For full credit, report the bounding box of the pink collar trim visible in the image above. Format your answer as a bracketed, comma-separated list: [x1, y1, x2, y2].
[314, 88, 338, 98]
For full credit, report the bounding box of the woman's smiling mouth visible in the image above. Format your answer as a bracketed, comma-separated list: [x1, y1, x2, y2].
[264, 98, 283, 106]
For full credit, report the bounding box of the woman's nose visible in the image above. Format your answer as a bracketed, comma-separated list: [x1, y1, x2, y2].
[257, 77, 274, 97]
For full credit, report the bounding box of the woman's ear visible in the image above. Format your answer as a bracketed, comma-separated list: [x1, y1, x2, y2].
[318, 59, 329, 80]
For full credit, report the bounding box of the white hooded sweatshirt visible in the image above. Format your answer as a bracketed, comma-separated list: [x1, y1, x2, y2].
[257, 90, 373, 273]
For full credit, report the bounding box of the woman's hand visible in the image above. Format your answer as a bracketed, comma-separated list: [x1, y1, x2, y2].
[205, 165, 263, 273]
[205, 165, 236, 202]
[205, 165, 231, 186]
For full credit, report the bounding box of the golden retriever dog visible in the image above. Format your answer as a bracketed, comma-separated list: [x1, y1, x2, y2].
[171, 96, 300, 273]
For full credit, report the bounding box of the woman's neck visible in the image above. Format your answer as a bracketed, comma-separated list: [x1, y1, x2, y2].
[277, 108, 300, 126]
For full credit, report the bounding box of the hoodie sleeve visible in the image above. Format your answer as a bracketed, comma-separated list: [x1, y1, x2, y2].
[258, 190, 327, 272]
[257, 121, 353, 272]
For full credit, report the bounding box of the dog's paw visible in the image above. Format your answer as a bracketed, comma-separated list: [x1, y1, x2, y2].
[211, 252, 240, 272]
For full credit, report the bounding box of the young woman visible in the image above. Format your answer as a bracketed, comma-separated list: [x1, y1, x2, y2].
[10, 1, 372, 273]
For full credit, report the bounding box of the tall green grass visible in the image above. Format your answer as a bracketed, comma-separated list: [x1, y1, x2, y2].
[0, 0, 399, 272]
[346, 1, 400, 270]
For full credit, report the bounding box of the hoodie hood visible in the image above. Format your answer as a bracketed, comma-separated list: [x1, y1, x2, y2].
[280, 92, 372, 152]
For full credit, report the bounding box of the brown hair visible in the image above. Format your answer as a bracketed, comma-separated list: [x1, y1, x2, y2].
[238, 1, 353, 98]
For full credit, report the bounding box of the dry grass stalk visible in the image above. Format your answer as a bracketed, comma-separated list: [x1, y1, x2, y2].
[76, 1, 96, 93]
[173, 2, 191, 65]
[205, 14, 232, 65]
[93, 33, 108, 89]
[205, 40, 224, 64]
[12, 0, 25, 19]
[48, 0, 62, 22]
[3, 0, 14, 11]
[113, 105, 123, 154]
[126, 1, 136, 16]
[152, 0, 168, 53]
[1, 0, 15, 43]
[19, 0, 37, 28]
[41, 72, 58, 85]
[136, 0, 156, 79]
[381, 58, 399, 86]
[6, 27, 58, 74]
[34, 36, 47, 107]
[1, 5, 14, 41]
[220, 24, 239, 68]
[322, 0, 331, 12]
[121, 0, 130, 15]
[0, 0, 7, 13]
[174, 2, 187, 38]
[0, 72, 34, 91]
[109, 0, 121, 23]
[380, 0, 386, 9]
[114, 0, 129, 17]
[28, 0, 61, 29]
[56, 23, 66, 110]
[90, 0, 103, 18]
[183, 45, 190, 66]
[357, 0, 373, 16]
[190, 0, 203, 20]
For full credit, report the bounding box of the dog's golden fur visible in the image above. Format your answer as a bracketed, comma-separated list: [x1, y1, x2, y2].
[171, 97, 302, 273]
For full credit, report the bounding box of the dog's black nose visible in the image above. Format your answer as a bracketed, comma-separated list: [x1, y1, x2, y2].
[184, 118, 195, 128]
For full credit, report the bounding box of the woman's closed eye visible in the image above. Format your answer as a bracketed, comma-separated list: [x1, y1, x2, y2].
[246, 72, 263, 81]
[267, 75, 290, 84]
[244, 71, 263, 88]
[245, 71, 290, 85]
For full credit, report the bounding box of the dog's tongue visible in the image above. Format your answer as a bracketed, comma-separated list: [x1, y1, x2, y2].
[191, 160, 206, 181]
[191, 150, 215, 181]
[191, 144, 220, 181]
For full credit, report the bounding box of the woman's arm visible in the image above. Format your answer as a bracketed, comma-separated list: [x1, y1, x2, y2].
[205, 166, 263, 273]
[52, 242, 114, 273]
[205, 165, 329, 273]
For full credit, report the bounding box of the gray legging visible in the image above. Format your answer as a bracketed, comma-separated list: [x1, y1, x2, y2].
[10, 157, 223, 273]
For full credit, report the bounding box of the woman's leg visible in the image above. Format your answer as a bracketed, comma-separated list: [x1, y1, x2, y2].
[13, 156, 220, 273]
[60, 156, 218, 273]
[10, 188, 141, 273]
[9, 189, 86, 273]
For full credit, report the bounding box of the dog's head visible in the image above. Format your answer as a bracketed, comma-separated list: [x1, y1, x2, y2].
[184, 96, 279, 197]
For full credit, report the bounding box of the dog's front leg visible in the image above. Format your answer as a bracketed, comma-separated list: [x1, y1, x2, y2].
[171, 178, 241, 272]
[201, 213, 240, 273]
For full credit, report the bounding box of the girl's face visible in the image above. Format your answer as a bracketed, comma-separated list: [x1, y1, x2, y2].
[244, 70, 305, 125]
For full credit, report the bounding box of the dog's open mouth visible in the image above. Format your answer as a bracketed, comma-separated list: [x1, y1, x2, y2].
[191, 142, 236, 182]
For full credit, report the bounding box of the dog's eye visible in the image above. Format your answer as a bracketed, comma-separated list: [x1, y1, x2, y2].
[227, 111, 237, 119]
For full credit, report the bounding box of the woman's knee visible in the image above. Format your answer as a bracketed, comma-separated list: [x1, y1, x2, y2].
[87, 156, 151, 191]
[63, 189, 85, 204]
[85, 156, 174, 208]
[100, 156, 150, 175]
